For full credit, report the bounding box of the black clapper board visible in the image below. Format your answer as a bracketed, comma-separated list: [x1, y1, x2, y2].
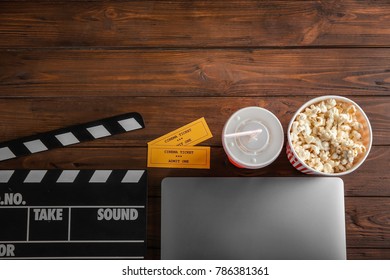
[0, 169, 147, 259]
[0, 112, 144, 162]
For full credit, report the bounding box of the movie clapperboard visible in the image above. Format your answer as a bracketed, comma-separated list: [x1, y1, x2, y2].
[0, 113, 147, 259]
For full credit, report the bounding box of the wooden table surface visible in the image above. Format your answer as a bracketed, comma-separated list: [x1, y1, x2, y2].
[0, 0, 389, 260]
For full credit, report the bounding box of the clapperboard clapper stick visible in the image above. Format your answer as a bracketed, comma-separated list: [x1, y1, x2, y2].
[0, 112, 145, 162]
[0, 169, 147, 259]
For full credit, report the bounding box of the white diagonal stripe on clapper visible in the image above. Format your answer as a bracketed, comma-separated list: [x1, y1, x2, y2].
[24, 170, 47, 183]
[121, 170, 145, 183]
[118, 118, 142, 132]
[86, 125, 111, 139]
[0, 147, 16, 161]
[89, 170, 112, 183]
[0, 170, 15, 183]
[55, 132, 80, 146]
[57, 170, 80, 183]
[23, 140, 48, 153]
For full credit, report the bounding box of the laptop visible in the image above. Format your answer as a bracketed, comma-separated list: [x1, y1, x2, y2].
[161, 177, 346, 260]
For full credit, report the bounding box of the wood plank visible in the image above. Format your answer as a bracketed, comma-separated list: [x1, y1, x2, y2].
[1, 1, 390, 48]
[0, 97, 387, 145]
[146, 197, 390, 258]
[346, 198, 390, 248]
[0, 146, 387, 197]
[347, 248, 390, 260]
[146, 196, 161, 259]
[2, 49, 390, 97]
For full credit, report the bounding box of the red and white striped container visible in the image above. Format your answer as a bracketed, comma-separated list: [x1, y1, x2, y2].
[286, 96, 372, 176]
[222, 107, 284, 169]
[286, 142, 316, 174]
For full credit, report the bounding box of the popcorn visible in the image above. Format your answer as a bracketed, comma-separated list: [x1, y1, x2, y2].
[290, 98, 366, 173]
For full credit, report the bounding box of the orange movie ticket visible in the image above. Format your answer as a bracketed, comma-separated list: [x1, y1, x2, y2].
[147, 146, 210, 169]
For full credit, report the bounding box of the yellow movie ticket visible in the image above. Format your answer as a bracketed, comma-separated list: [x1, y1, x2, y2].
[148, 117, 212, 147]
[147, 146, 210, 169]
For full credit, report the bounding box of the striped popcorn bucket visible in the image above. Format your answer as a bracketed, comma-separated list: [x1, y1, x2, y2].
[286, 142, 317, 175]
[286, 96, 372, 176]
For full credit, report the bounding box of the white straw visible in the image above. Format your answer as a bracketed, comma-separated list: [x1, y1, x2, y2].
[224, 129, 263, 138]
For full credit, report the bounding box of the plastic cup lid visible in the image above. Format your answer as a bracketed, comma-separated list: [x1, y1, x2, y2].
[222, 107, 284, 168]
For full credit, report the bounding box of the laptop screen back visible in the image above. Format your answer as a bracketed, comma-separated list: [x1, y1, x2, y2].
[161, 177, 346, 260]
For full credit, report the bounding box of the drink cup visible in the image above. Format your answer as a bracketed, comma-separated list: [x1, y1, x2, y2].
[222, 107, 284, 169]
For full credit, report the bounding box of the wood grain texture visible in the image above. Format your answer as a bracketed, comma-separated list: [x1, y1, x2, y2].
[0, 97, 387, 145]
[1, 0, 390, 48]
[347, 249, 390, 260]
[0, 146, 387, 197]
[346, 198, 390, 248]
[2, 49, 390, 97]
